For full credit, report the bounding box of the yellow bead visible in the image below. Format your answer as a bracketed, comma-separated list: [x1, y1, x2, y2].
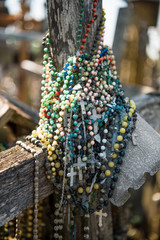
[55, 129, 60, 134]
[52, 167, 56, 172]
[52, 172, 56, 176]
[59, 170, 64, 176]
[108, 161, 115, 168]
[67, 195, 71, 199]
[47, 145, 52, 151]
[59, 111, 64, 116]
[94, 183, 99, 190]
[48, 151, 52, 156]
[122, 121, 128, 128]
[54, 135, 59, 140]
[117, 135, 123, 141]
[53, 141, 58, 146]
[48, 134, 53, 138]
[51, 162, 54, 166]
[78, 187, 84, 194]
[120, 128, 126, 134]
[128, 112, 132, 117]
[129, 108, 134, 114]
[59, 117, 63, 122]
[55, 162, 61, 168]
[112, 153, 117, 159]
[114, 144, 119, 149]
[53, 154, 57, 160]
[105, 170, 111, 176]
[32, 130, 37, 138]
[124, 116, 128, 121]
[86, 187, 90, 193]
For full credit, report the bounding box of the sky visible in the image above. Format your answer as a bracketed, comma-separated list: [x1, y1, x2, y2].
[4, 0, 160, 60]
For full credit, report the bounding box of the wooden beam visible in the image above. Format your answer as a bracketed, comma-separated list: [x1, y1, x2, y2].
[0, 143, 53, 227]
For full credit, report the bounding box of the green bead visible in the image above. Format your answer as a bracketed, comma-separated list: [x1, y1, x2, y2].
[44, 48, 48, 53]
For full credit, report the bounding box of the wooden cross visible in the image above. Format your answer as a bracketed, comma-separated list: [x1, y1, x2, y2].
[67, 166, 77, 187]
[95, 209, 108, 228]
[73, 156, 86, 180]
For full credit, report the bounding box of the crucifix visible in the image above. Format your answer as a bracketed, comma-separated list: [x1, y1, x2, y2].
[67, 166, 77, 187]
[73, 156, 86, 180]
[88, 151, 99, 173]
[95, 209, 108, 228]
[63, 109, 72, 128]
[89, 109, 102, 134]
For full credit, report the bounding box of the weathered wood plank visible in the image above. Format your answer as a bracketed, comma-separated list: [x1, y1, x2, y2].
[0, 143, 53, 226]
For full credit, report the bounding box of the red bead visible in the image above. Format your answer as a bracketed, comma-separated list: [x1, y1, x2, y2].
[91, 19, 95, 23]
[79, 50, 83, 54]
[86, 28, 90, 32]
[92, 8, 96, 12]
[85, 33, 88, 37]
[55, 91, 60, 96]
[80, 45, 85, 49]
[87, 24, 91, 28]
[93, 2, 97, 6]
[93, 13, 97, 18]
[76, 56, 79, 61]
[82, 38, 86, 43]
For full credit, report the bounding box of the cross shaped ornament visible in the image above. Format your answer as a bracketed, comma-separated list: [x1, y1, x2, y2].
[73, 156, 86, 180]
[63, 109, 72, 127]
[88, 151, 99, 173]
[89, 109, 101, 134]
[95, 209, 108, 228]
[67, 166, 77, 187]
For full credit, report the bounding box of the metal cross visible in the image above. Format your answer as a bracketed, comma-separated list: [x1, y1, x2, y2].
[95, 209, 108, 228]
[67, 166, 77, 187]
[63, 109, 72, 127]
[80, 100, 87, 115]
[90, 109, 101, 121]
[132, 132, 138, 146]
[89, 109, 102, 134]
[73, 156, 86, 180]
[88, 151, 99, 173]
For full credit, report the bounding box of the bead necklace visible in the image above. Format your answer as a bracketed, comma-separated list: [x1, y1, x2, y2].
[30, 1, 137, 238]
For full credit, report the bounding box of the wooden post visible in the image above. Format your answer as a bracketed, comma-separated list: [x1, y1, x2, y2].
[46, 1, 114, 239]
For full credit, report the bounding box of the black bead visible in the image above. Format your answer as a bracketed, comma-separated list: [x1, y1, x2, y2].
[104, 200, 109, 206]
[108, 191, 113, 198]
[118, 158, 123, 164]
[76, 201, 81, 206]
[69, 187, 74, 194]
[89, 208, 95, 214]
[110, 182, 115, 190]
[115, 166, 120, 173]
[113, 175, 118, 182]
[96, 205, 103, 210]
[81, 205, 88, 212]
[120, 150, 125, 157]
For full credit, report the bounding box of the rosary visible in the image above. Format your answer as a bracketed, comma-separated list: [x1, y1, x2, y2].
[15, 1, 137, 239]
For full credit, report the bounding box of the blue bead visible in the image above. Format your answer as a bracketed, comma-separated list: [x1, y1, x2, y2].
[73, 65, 77, 69]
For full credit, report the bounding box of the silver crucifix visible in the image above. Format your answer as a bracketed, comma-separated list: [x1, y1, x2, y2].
[67, 166, 77, 187]
[73, 156, 86, 180]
